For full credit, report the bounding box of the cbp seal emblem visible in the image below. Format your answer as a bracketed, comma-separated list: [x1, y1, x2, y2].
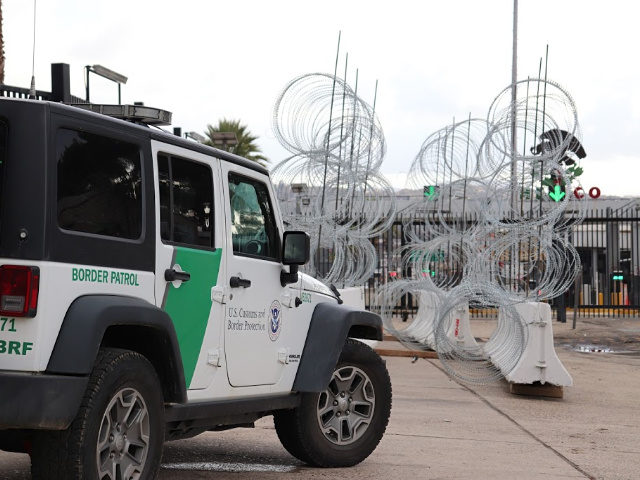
[268, 300, 282, 341]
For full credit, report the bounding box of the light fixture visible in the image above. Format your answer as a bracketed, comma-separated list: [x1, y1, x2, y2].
[85, 64, 128, 105]
[90, 65, 128, 84]
[291, 183, 308, 194]
[71, 103, 172, 126]
[210, 132, 238, 148]
[185, 131, 206, 143]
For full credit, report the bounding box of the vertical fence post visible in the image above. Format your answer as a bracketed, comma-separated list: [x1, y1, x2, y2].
[572, 270, 581, 329]
[363, 207, 639, 320]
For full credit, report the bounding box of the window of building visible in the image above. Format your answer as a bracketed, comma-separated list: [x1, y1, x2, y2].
[228, 173, 279, 260]
[158, 154, 214, 249]
[57, 129, 142, 239]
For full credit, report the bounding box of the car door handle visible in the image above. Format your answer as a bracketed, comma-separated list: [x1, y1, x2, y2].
[165, 268, 191, 282]
[230, 276, 251, 288]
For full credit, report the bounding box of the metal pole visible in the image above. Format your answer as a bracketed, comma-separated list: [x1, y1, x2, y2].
[316, 31, 341, 274]
[573, 270, 581, 329]
[85, 65, 91, 102]
[447, 117, 455, 279]
[541, 45, 549, 137]
[520, 77, 530, 217]
[510, 0, 518, 218]
[29, 0, 38, 98]
[460, 113, 472, 221]
[437, 131, 444, 213]
[360, 79, 379, 220]
[530, 59, 542, 219]
[460, 113, 472, 273]
[350, 122, 364, 210]
[538, 48, 549, 234]
[447, 117, 455, 214]
[346, 69, 359, 219]
[334, 53, 349, 215]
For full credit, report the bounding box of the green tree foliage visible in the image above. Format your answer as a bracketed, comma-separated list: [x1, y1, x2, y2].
[204, 119, 268, 166]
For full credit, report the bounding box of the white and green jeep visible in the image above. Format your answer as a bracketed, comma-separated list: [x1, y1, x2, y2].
[0, 98, 391, 479]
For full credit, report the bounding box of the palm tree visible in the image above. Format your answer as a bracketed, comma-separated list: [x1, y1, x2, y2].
[0, 0, 5, 84]
[204, 119, 268, 166]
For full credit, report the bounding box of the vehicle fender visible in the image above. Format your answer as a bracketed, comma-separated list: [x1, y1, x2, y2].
[292, 301, 382, 392]
[47, 295, 186, 403]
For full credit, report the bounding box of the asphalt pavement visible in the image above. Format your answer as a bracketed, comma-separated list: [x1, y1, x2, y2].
[1, 316, 638, 479]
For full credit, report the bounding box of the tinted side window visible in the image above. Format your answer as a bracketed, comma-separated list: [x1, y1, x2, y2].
[0, 119, 7, 232]
[57, 129, 142, 239]
[228, 173, 279, 260]
[158, 154, 214, 249]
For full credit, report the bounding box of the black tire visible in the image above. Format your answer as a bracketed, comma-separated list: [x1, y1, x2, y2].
[0, 429, 30, 453]
[273, 407, 313, 464]
[274, 339, 392, 467]
[31, 348, 165, 480]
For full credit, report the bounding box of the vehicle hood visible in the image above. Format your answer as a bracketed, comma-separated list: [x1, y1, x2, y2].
[296, 272, 336, 299]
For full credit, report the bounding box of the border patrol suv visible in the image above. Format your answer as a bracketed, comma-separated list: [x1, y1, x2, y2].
[0, 98, 391, 479]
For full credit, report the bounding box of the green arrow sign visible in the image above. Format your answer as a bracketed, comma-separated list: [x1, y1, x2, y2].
[549, 185, 565, 202]
[423, 185, 439, 199]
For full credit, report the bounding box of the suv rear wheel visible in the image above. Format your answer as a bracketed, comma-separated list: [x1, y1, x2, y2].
[31, 348, 164, 480]
[274, 339, 392, 467]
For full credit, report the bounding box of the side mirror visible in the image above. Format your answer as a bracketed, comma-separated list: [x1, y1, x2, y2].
[282, 231, 310, 265]
[281, 231, 310, 287]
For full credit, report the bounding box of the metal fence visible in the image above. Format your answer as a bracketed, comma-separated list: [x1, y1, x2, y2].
[1, 63, 86, 104]
[0, 84, 85, 103]
[0, 85, 52, 101]
[360, 208, 640, 319]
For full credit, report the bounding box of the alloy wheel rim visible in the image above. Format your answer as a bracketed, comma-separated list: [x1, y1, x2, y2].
[316, 365, 375, 445]
[96, 387, 150, 480]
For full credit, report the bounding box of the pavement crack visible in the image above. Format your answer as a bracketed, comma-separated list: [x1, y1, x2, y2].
[425, 359, 596, 480]
[387, 431, 534, 446]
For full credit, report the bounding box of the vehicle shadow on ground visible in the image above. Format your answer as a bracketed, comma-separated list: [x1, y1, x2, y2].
[159, 425, 306, 479]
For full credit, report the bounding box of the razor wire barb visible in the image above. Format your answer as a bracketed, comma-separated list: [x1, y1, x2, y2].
[272, 72, 396, 287]
[376, 78, 587, 384]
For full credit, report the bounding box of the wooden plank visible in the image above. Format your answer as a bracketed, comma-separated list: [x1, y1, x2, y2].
[509, 382, 564, 399]
[375, 348, 438, 359]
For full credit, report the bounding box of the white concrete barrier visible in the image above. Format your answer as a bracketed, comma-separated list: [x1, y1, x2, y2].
[337, 286, 365, 309]
[495, 301, 572, 386]
[400, 291, 477, 351]
[445, 303, 478, 349]
[337, 286, 378, 348]
[401, 290, 438, 347]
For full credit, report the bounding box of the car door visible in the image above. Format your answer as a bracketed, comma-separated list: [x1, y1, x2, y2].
[152, 141, 225, 390]
[221, 163, 288, 387]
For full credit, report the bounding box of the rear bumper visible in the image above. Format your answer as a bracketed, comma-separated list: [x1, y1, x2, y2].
[0, 371, 88, 430]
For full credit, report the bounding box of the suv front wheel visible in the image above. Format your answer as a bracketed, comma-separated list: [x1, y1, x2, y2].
[31, 348, 164, 480]
[275, 339, 392, 467]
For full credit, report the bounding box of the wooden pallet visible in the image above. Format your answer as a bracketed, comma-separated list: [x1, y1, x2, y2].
[374, 348, 438, 359]
[509, 382, 564, 399]
[377, 334, 438, 359]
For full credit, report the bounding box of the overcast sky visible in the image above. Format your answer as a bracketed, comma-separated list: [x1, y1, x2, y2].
[3, 0, 639, 196]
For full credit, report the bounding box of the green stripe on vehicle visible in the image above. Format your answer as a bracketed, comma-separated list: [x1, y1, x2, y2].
[163, 247, 222, 388]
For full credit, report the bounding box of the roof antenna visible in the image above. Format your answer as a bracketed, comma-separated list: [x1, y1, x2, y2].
[28, 0, 37, 98]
